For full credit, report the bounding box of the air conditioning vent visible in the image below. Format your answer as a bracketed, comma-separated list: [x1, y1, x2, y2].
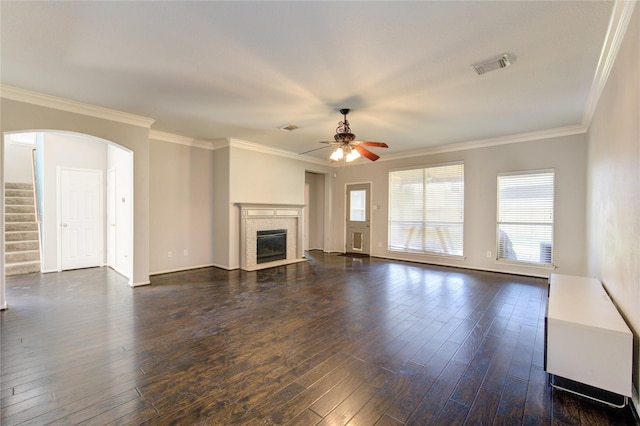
[472, 53, 511, 75]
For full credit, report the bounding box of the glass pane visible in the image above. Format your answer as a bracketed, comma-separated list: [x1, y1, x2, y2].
[350, 189, 366, 221]
[497, 171, 554, 264]
[388, 163, 464, 256]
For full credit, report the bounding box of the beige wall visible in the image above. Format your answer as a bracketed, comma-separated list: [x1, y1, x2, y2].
[149, 139, 215, 274]
[305, 171, 326, 250]
[330, 133, 589, 278]
[224, 144, 330, 269]
[0, 98, 151, 286]
[586, 5, 639, 405]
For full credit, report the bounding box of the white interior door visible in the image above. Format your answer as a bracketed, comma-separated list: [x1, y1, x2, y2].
[346, 183, 371, 254]
[59, 168, 103, 270]
[106, 168, 116, 268]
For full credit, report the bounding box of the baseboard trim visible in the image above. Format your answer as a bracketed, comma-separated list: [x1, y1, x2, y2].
[149, 264, 219, 276]
[0, 302, 7, 310]
[129, 280, 151, 288]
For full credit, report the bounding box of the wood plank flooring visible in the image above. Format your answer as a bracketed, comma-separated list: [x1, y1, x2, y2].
[1, 251, 637, 425]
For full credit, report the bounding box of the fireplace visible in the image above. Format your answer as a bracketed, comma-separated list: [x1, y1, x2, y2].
[256, 229, 287, 264]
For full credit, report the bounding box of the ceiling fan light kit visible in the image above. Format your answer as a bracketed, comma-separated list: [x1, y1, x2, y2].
[326, 108, 388, 163]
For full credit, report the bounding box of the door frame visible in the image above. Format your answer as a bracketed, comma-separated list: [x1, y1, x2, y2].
[56, 166, 104, 271]
[344, 181, 372, 254]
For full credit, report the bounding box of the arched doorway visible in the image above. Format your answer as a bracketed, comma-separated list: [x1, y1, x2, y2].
[2, 131, 134, 302]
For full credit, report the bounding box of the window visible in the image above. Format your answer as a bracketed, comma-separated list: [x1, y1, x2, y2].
[497, 170, 554, 265]
[389, 162, 464, 256]
[349, 189, 366, 221]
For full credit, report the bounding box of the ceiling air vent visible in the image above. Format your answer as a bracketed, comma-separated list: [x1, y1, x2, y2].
[278, 124, 299, 131]
[471, 53, 511, 75]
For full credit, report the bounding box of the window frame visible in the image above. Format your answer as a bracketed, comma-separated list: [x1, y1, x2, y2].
[496, 168, 555, 267]
[388, 161, 464, 257]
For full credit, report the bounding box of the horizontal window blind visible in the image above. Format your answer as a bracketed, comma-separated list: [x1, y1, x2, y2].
[497, 170, 554, 265]
[389, 163, 464, 256]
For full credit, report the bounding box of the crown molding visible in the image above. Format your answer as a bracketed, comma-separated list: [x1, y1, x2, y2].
[149, 130, 221, 150]
[0, 84, 155, 128]
[581, 0, 637, 128]
[378, 124, 588, 163]
[228, 138, 329, 166]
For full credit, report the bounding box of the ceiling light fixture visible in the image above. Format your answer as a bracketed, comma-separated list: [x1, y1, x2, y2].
[297, 109, 388, 162]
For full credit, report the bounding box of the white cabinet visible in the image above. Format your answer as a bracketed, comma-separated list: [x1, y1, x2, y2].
[545, 273, 632, 405]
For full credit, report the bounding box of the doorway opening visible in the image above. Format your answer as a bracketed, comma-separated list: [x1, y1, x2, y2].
[3, 131, 133, 283]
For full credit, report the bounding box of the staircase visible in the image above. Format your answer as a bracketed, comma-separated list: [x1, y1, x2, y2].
[5, 182, 41, 275]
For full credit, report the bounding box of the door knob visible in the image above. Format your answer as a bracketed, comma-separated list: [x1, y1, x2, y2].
[62, 223, 68, 227]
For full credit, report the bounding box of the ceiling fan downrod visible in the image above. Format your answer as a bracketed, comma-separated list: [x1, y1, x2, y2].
[335, 108, 355, 143]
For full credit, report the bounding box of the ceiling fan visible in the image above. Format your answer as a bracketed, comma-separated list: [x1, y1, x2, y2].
[300, 109, 388, 162]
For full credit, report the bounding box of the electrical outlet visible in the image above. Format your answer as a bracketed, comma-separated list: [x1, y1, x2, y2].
[183, 250, 189, 256]
[168, 251, 173, 258]
[486, 251, 492, 258]
[378, 242, 382, 248]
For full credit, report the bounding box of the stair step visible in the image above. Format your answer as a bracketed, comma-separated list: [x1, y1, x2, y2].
[5, 222, 38, 232]
[5, 189, 34, 198]
[5, 204, 35, 214]
[6, 231, 39, 241]
[6, 250, 40, 263]
[5, 182, 33, 190]
[6, 241, 40, 252]
[6, 261, 40, 276]
[5, 197, 34, 206]
[5, 213, 36, 223]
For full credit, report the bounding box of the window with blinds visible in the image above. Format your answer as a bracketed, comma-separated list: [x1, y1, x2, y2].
[389, 162, 464, 256]
[497, 170, 554, 265]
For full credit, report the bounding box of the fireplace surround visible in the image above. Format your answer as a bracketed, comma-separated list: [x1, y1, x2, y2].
[237, 203, 306, 271]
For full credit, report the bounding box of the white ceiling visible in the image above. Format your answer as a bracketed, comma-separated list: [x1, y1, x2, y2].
[0, 1, 617, 161]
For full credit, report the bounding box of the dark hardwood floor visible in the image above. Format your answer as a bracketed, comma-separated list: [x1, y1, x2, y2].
[1, 251, 637, 425]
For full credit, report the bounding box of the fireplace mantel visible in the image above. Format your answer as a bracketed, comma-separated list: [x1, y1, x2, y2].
[236, 203, 306, 271]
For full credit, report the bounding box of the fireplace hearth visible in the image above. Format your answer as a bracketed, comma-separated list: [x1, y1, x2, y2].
[257, 229, 287, 264]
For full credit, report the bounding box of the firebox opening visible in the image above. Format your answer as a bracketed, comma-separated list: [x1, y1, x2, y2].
[257, 229, 287, 264]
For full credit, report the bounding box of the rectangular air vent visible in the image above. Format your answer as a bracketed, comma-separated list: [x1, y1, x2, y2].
[472, 53, 511, 75]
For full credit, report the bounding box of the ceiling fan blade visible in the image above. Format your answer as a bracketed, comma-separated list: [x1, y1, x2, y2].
[355, 145, 380, 161]
[298, 145, 331, 155]
[357, 141, 388, 148]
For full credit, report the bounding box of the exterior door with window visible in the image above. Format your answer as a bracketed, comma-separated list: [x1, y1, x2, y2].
[346, 183, 370, 254]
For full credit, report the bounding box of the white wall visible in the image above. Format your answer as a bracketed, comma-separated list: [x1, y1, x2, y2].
[586, 4, 639, 406]
[329, 133, 588, 278]
[4, 139, 34, 183]
[149, 139, 214, 274]
[41, 132, 107, 272]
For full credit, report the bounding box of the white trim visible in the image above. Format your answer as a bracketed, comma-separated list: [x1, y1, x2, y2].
[129, 280, 151, 288]
[230, 138, 329, 166]
[374, 253, 551, 279]
[150, 264, 217, 276]
[149, 130, 220, 151]
[0, 84, 155, 128]
[582, 1, 637, 128]
[378, 125, 586, 164]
